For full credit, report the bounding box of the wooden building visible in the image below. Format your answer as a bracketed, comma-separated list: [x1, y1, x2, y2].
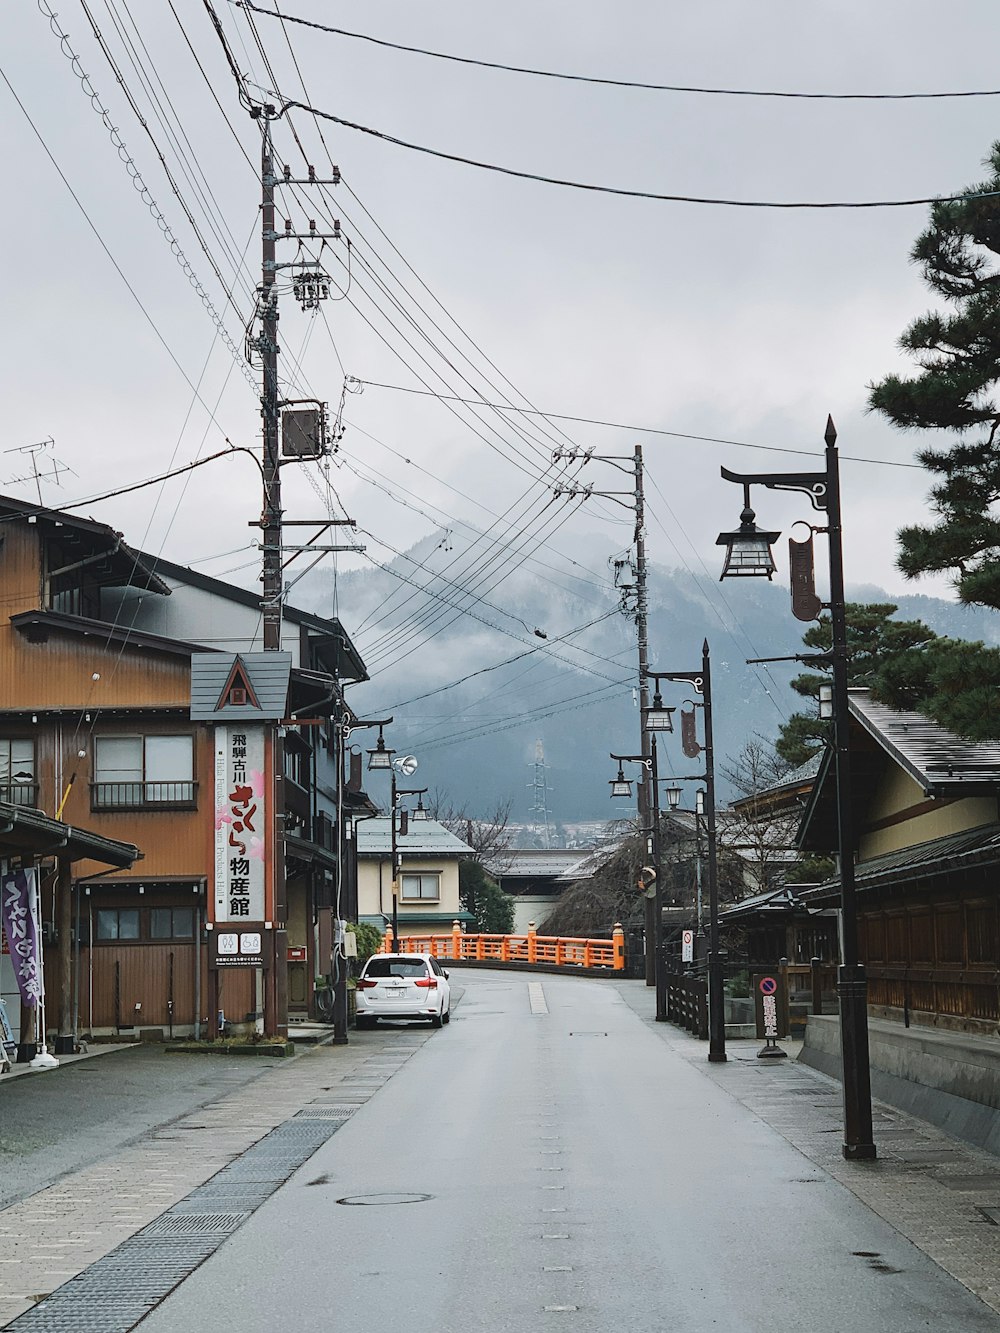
[799, 689, 1000, 1035]
[0, 494, 370, 1039]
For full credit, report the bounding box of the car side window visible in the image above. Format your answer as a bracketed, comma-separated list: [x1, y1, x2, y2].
[429, 958, 443, 976]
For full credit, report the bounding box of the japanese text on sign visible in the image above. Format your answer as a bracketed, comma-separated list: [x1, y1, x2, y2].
[214, 726, 266, 923]
[762, 993, 778, 1038]
[0, 868, 42, 1007]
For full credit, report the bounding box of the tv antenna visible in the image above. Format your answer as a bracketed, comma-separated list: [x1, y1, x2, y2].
[3, 438, 75, 504]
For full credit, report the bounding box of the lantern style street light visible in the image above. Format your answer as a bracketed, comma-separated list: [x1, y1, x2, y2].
[366, 726, 394, 771]
[610, 746, 667, 1019]
[647, 644, 726, 1064]
[716, 416, 875, 1161]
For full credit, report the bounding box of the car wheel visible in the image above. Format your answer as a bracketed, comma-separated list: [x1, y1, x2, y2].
[431, 1012, 444, 1029]
[356, 1016, 375, 1031]
[442, 1006, 451, 1025]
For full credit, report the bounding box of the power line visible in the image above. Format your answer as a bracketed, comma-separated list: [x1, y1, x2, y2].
[385, 609, 622, 711]
[241, 6, 1000, 103]
[349, 380, 923, 469]
[39, 0, 257, 390]
[276, 100, 1000, 210]
[1, 63, 240, 443]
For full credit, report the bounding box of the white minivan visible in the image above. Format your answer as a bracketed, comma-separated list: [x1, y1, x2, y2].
[355, 953, 452, 1029]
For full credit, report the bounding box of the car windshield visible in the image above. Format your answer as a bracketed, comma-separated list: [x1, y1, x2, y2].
[365, 958, 428, 979]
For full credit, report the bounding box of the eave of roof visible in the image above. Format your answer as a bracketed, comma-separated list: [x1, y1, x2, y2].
[801, 824, 1000, 905]
[10, 610, 208, 658]
[0, 802, 140, 868]
[0, 494, 171, 595]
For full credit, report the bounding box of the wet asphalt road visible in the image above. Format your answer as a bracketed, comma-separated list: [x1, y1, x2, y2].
[139, 970, 1000, 1333]
[0, 1047, 268, 1209]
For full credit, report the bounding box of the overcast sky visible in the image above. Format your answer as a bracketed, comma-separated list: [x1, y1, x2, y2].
[6, 1, 1000, 677]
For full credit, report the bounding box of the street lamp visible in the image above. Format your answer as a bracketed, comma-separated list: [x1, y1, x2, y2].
[390, 766, 427, 950]
[716, 415, 876, 1162]
[366, 726, 394, 771]
[611, 743, 670, 1022]
[646, 645, 726, 1064]
[333, 714, 393, 1043]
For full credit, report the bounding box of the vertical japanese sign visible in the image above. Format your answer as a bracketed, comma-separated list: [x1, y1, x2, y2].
[213, 726, 266, 922]
[1, 868, 42, 1007]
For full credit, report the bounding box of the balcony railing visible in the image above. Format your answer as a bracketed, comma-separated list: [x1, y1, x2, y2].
[91, 781, 197, 811]
[0, 783, 39, 807]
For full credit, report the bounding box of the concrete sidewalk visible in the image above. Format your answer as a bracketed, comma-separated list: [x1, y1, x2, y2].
[614, 977, 1000, 1315]
[0, 1027, 435, 1327]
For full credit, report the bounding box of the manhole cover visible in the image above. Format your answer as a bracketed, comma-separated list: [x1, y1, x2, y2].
[336, 1192, 433, 1206]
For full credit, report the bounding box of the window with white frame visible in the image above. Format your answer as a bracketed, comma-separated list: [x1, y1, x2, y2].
[93, 735, 195, 808]
[400, 872, 440, 902]
[0, 739, 36, 805]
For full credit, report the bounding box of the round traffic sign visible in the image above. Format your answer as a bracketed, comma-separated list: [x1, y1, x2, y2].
[759, 976, 778, 995]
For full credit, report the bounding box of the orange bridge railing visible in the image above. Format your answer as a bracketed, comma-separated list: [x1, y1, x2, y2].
[381, 921, 625, 971]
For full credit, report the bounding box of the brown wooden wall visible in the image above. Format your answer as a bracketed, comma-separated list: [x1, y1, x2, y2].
[1, 628, 192, 711]
[20, 720, 216, 881]
[0, 524, 190, 710]
[861, 887, 1000, 1027]
[79, 943, 254, 1033]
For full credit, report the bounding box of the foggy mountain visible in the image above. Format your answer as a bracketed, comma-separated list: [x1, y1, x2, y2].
[299, 529, 1000, 826]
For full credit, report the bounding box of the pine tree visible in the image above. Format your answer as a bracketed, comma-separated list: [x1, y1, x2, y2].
[868, 142, 1000, 608]
[775, 603, 939, 765]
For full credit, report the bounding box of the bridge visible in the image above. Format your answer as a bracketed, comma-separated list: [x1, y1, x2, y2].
[381, 921, 626, 971]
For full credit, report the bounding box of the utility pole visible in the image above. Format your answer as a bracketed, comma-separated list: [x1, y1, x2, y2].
[246, 109, 355, 1037]
[633, 446, 655, 986]
[259, 110, 286, 1039]
[554, 445, 655, 983]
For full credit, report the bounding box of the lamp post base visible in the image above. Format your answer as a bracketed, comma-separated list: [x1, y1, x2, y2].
[837, 964, 877, 1161]
[707, 949, 727, 1062]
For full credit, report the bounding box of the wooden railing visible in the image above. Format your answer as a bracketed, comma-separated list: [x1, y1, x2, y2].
[381, 921, 626, 972]
[665, 971, 708, 1039]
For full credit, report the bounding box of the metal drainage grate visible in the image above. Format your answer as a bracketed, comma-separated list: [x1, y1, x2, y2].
[295, 1105, 357, 1119]
[142, 1213, 249, 1237]
[6, 1236, 221, 1332]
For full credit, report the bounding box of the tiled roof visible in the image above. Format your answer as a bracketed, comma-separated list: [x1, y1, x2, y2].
[356, 817, 473, 857]
[720, 884, 806, 917]
[850, 689, 1000, 793]
[502, 850, 592, 879]
[802, 824, 1000, 903]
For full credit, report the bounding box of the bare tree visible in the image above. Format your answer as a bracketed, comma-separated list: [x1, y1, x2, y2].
[426, 789, 515, 876]
[720, 737, 803, 898]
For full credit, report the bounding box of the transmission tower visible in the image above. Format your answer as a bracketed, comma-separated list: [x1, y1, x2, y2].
[527, 739, 554, 849]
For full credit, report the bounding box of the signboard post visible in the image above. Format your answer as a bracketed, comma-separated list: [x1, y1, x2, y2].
[753, 972, 789, 1060]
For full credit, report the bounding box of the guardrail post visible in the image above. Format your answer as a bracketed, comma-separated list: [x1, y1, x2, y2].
[555, 939, 564, 966]
[612, 923, 625, 971]
[501, 936, 510, 962]
[451, 920, 462, 961]
[527, 922, 537, 965]
[476, 934, 484, 960]
[384, 926, 393, 953]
